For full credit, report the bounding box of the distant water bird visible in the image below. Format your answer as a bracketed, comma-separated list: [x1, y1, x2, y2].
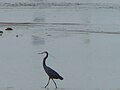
[38, 51, 63, 88]
[0, 31, 3, 36]
[0, 31, 3, 33]
[5, 27, 13, 31]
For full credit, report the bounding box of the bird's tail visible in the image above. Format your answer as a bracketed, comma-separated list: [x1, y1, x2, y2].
[59, 76, 63, 80]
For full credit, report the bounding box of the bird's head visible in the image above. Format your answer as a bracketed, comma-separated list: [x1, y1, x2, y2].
[38, 51, 48, 54]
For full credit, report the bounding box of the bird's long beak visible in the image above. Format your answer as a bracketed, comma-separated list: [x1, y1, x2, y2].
[38, 51, 47, 54]
[38, 52, 42, 54]
[38, 52, 44, 54]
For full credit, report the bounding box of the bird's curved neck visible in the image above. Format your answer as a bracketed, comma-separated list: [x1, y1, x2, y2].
[43, 52, 48, 66]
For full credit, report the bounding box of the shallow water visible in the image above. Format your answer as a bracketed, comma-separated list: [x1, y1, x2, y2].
[0, 2, 120, 90]
[1, 28, 120, 90]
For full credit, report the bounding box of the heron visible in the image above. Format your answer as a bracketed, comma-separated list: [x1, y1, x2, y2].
[38, 51, 63, 88]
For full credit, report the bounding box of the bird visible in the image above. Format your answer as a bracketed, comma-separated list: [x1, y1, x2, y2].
[38, 51, 63, 88]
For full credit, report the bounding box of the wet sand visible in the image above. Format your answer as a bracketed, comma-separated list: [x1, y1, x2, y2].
[0, 1, 120, 90]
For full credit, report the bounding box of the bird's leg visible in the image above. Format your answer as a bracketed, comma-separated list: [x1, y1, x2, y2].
[44, 77, 50, 88]
[52, 79, 57, 89]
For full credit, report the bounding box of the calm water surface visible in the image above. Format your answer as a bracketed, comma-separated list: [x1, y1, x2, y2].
[0, 6, 120, 90]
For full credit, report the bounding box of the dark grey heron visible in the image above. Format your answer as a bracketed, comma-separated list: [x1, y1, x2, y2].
[38, 51, 63, 88]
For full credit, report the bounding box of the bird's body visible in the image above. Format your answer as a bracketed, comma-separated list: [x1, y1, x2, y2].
[44, 65, 63, 80]
[39, 51, 63, 88]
